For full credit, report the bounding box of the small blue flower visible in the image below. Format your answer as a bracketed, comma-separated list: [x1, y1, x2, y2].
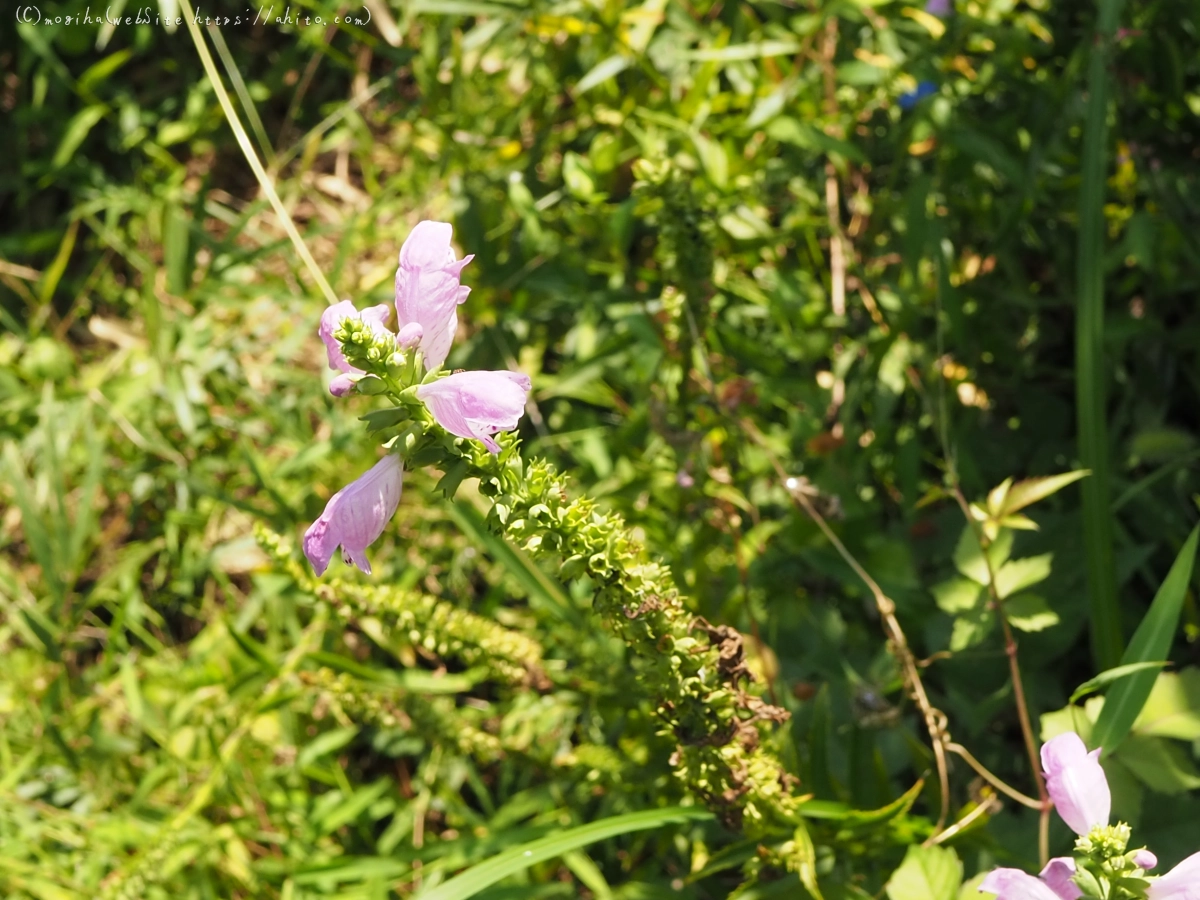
[898, 81, 938, 110]
[925, 0, 952, 17]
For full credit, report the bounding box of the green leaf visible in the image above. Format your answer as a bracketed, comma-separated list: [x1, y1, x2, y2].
[1003, 594, 1060, 633]
[932, 578, 985, 615]
[1069, 662, 1172, 705]
[1131, 668, 1200, 740]
[842, 780, 924, 828]
[1092, 524, 1200, 755]
[999, 470, 1090, 516]
[575, 54, 631, 95]
[949, 606, 994, 651]
[682, 40, 801, 61]
[298, 726, 361, 769]
[52, 105, 109, 169]
[1117, 735, 1200, 794]
[952, 526, 1013, 585]
[765, 116, 867, 164]
[414, 807, 713, 900]
[994, 554, 1053, 599]
[885, 845, 962, 900]
[692, 132, 728, 188]
[791, 821, 824, 900]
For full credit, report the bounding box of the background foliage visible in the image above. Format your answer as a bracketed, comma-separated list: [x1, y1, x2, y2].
[3, 0, 1200, 896]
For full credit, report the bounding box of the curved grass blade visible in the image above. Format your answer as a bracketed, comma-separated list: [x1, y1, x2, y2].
[1092, 524, 1199, 755]
[415, 807, 714, 900]
[1069, 661, 1170, 705]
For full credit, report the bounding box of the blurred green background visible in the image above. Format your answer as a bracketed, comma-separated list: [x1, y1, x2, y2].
[3, 0, 1200, 896]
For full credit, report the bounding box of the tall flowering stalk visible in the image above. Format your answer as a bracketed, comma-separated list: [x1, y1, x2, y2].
[982, 732, 1199, 899]
[297, 221, 809, 843]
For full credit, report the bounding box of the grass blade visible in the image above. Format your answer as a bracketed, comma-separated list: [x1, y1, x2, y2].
[1068, 661, 1170, 705]
[415, 807, 714, 900]
[1091, 524, 1199, 755]
[178, 0, 338, 306]
[1075, 0, 1129, 671]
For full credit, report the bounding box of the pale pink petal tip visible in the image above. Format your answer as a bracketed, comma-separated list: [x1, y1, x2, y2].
[415, 370, 531, 454]
[303, 455, 404, 576]
[1040, 732, 1110, 836]
[979, 868, 1066, 900]
[1133, 850, 1157, 871]
[1038, 858, 1082, 900]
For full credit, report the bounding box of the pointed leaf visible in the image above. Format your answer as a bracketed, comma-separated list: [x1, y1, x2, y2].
[952, 526, 1012, 585]
[1003, 594, 1059, 632]
[1069, 661, 1171, 705]
[1092, 524, 1200, 755]
[885, 845, 962, 900]
[999, 470, 1090, 516]
[994, 554, 1053, 599]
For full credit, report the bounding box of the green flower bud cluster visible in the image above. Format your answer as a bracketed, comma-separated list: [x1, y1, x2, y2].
[471, 455, 805, 834]
[334, 317, 397, 373]
[256, 525, 544, 686]
[98, 825, 186, 900]
[304, 668, 504, 761]
[631, 160, 714, 307]
[1073, 824, 1153, 899]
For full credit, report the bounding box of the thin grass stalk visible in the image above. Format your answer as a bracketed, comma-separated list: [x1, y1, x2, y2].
[206, 24, 276, 168]
[178, 0, 340, 307]
[1076, 0, 1127, 671]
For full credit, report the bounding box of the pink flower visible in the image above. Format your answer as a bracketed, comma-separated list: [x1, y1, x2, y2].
[319, 300, 392, 396]
[416, 370, 532, 454]
[1041, 732, 1110, 836]
[1037, 859, 1082, 900]
[394, 221, 473, 372]
[1148, 851, 1200, 899]
[303, 455, 403, 576]
[979, 867, 1074, 900]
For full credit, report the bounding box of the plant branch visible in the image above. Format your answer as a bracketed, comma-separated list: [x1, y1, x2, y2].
[741, 419, 951, 833]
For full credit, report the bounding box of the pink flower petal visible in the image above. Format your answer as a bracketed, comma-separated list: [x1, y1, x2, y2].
[394, 221, 473, 372]
[416, 370, 532, 454]
[980, 868, 1068, 900]
[1148, 851, 1200, 900]
[1040, 732, 1110, 836]
[1038, 858, 1082, 900]
[303, 455, 403, 576]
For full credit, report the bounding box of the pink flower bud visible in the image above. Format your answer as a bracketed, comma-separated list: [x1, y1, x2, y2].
[1041, 732, 1110, 836]
[416, 370, 532, 454]
[394, 221, 473, 372]
[329, 373, 357, 397]
[1133, 849, 1158, 870]
[398, 322, 424, 349]
[303, 455, 403, 576]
